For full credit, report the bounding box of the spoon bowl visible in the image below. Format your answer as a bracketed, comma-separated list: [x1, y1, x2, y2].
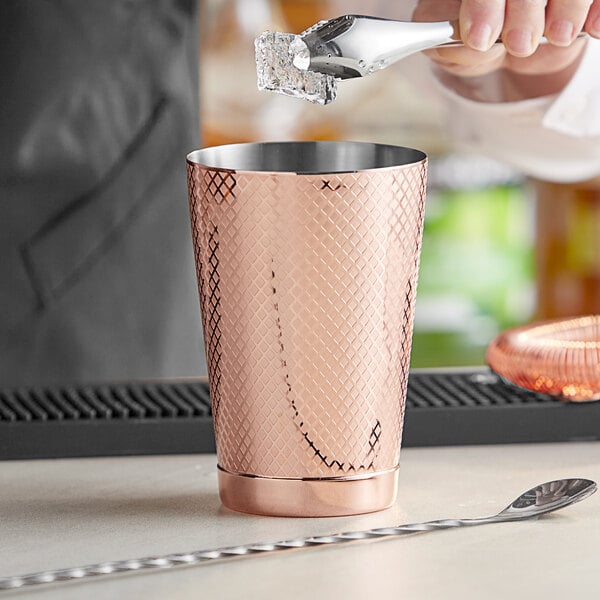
[499, 478, 597, 519]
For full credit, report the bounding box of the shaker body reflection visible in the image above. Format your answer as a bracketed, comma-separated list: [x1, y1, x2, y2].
[187, 142, 427, 516]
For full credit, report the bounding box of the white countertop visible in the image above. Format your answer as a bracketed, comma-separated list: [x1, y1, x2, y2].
[2, 443, 600, 599]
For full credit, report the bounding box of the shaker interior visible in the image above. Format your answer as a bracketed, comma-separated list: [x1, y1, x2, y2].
[188, 141, 426, 174]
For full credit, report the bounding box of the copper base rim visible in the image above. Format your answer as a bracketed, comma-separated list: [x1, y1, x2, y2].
[217, 466, 399, 517]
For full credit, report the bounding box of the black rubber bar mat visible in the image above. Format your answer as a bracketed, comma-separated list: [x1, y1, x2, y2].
[1, 368, 598, 460]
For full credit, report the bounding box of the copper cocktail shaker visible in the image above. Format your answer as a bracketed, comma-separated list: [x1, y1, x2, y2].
[187, 141, 427, 516]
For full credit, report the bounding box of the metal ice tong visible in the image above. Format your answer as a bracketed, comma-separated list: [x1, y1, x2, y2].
[293, 16, 460, 79]
[293, 14, 587, 78]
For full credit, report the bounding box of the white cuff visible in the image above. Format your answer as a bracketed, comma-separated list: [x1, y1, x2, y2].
[431, 39, 600, 182]
[543, 37, 600, 138]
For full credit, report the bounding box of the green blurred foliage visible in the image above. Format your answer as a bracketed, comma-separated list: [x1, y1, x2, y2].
[411, 184, 535, 367]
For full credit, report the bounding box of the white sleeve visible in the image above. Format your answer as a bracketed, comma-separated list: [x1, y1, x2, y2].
[434, 38, 600, 183]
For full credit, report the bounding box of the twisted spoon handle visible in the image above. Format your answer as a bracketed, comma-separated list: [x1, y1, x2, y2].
[0, 517, 486, 591]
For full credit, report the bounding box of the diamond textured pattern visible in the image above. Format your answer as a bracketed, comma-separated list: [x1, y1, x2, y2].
[187, 160, 426, 479]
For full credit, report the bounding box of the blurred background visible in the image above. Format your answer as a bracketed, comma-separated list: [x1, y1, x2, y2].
[199, 0, 600, 368]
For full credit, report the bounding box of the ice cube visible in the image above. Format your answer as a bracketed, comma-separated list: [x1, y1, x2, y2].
[254, 31, 337, 106]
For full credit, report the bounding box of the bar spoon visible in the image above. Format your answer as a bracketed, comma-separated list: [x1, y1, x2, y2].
[0, 477, 595, 591]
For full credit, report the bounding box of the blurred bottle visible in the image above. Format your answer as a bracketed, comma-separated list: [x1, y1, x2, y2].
[277, 0, 325, 30]
[533, 178, 600, 319]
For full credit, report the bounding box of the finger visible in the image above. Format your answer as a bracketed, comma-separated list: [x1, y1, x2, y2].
[414, 0, 505, 76]
[584, 0, 600, 37]
[504, 37, 586, 74]
[545, 0, 593, 46]
[503, 0, 546, 57]
[425, 45, 506, 77]
[459, 0, 505, 52]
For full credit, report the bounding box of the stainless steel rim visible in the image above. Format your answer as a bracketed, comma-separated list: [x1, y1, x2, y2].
[187, 141, 426, 174]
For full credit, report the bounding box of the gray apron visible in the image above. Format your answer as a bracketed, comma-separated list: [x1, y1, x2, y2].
[0, 0, 207, 385]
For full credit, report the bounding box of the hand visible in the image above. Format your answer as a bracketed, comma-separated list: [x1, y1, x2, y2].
[413, 0, 598, 78]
